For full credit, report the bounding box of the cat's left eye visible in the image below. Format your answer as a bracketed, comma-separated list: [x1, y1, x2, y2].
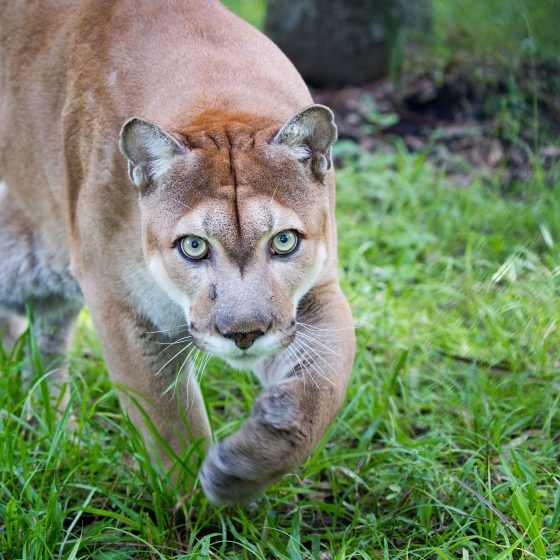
[270, 230, 299, 255]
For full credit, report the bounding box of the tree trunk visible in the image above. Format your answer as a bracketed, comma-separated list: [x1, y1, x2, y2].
[265, 0, 431, 87]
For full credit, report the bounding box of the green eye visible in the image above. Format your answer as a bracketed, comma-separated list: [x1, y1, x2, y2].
[179, 235, 209, 260]
[271, 230, 299, 255]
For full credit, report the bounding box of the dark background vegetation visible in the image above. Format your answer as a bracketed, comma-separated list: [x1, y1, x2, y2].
[226, 0, 560, 178]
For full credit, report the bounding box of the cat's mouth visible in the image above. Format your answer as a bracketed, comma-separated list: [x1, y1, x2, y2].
[193, 328, 294, 370]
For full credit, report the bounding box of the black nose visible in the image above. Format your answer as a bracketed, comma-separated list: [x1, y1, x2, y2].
[223, 330, 265, 349]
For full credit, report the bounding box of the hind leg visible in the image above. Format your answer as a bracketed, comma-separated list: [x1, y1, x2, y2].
[0, 181, 83, 402]
[27, 298, 83, 410]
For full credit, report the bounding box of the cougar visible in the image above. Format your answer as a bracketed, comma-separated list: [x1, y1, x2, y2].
[0, 0, 355, 503]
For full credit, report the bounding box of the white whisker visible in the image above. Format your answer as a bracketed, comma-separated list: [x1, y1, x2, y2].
[295, 329, 341, 357]
[277, 346, 300, 389]
[155, 342, 192, 377]
[290, 340, 320, 390]
[197, 353, 211, 385]
[145, 322, 190, 335]
[186, 351, 210, 412]
[284, 345, 299, 378]
[295, 321, 358, 333]
[293, 336, 339, 384]
[167, 344, 198, 400]
[148, 335, 193, 347]
[292, 339, 335, 387]
[155, 336, 193, 360]
[182, 348, 201, 408]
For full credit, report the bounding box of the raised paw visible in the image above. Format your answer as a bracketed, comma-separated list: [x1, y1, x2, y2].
[199, 441, 268, 505]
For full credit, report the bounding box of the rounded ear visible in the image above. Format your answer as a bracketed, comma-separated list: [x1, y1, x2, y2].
[119, 118, 187, 189]
[271, 104, 337, 180]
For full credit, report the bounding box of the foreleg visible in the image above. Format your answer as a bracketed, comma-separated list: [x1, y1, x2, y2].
[200, 284, 355, 503]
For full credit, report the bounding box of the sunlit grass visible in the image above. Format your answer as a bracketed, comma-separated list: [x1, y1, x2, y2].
[1, 140, 559, 558]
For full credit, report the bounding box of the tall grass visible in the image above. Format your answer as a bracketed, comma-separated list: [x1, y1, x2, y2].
[1, 143, 559, 558]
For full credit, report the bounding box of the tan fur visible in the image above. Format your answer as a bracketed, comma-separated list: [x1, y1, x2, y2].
[0, 0, 355, 503]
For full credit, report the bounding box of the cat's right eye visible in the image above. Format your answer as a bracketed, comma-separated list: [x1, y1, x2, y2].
[178, 235, 209, 260]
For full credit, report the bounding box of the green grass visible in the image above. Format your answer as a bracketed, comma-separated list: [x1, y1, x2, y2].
[1, 141, 559, 558]
[2, 3, 559, 558]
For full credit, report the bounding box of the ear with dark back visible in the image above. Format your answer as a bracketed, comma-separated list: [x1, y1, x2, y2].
[119, 118, 186, 189]
[271, 104, 337, 180]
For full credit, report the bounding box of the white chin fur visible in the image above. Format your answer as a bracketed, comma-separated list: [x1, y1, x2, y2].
[223, 355, 266, 371]
[199, 331, 287, 370]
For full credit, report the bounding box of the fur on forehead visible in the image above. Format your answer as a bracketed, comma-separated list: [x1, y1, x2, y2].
[176, 110, 277, 150]
[173, 197, 308, 240]
[147, 153, 324, 237]
[143, 112, 327, 215]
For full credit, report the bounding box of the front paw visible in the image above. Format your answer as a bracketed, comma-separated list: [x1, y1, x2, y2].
[199, 442, 266, 505]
